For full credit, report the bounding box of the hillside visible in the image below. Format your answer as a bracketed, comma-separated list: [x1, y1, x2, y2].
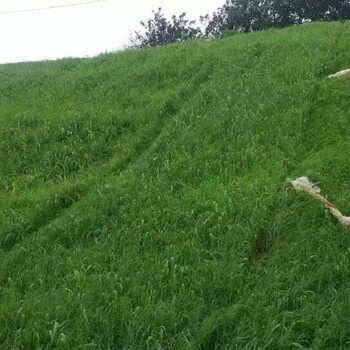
[1, 21, 350, 349]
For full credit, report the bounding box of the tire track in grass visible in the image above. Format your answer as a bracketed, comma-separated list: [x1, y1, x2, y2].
[0, 74, 211, 253]
[0, 183, 81, 252]
[250, 25, 345, 264]
[196, 27, 346, 348]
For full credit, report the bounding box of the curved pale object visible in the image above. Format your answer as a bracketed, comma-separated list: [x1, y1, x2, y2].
[328, 207, 350, 228]
[291, 176, 350, 229]
[328, 69, 350, 78]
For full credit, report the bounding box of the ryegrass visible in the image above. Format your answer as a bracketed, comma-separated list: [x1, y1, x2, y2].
[0, 21, 350, 349]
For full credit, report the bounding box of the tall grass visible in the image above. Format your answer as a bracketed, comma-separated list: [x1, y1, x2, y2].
[0, 21, 350, 349]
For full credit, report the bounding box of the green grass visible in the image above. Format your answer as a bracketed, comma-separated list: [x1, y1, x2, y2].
[0, 21, 350, 349]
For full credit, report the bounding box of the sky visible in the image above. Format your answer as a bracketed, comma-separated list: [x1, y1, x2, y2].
[0, 0, 224, 64]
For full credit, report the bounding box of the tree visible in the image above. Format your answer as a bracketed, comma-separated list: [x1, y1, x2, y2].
[130, 8, 203, 48]
[204, 0, 350, 36]
[130, 1, 350, 49]
[202, 0, 274, 34]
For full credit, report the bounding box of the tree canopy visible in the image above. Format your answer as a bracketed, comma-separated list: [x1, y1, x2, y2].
[130, 1, 350, 48]
[130, 8, 203, 48]
[206, 0, 350, 34]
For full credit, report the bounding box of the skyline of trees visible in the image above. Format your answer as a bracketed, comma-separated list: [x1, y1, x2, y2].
[131, 0, 350, 48]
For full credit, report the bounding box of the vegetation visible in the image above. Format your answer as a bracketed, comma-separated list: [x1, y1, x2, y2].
[203, 0, 350, 35]
[1, 21, 350, 349]
[130, 8, 203, 48]
[132, 0, 350, 47]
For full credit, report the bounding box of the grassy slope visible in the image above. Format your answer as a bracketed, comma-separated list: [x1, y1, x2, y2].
[0, 21, 350, 349]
